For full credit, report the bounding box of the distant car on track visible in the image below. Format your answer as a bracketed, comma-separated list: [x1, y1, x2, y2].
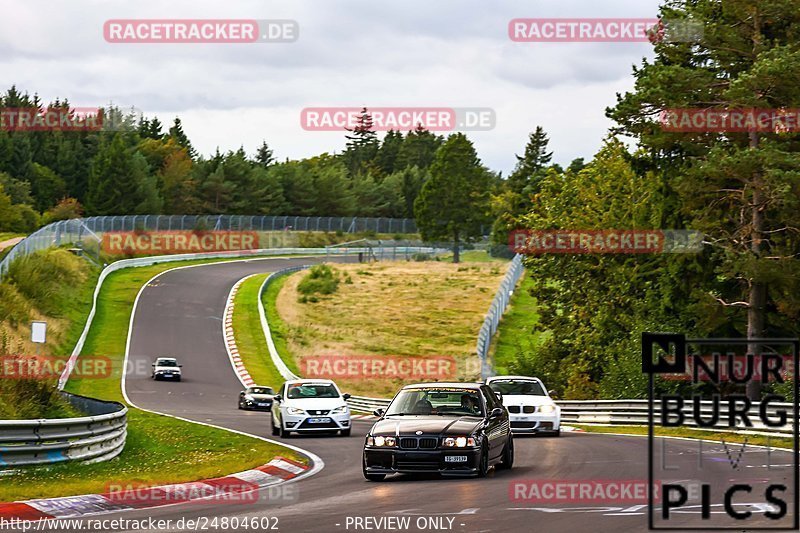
[151, 357, 182, 381]
[486, 375, 561, 436]
[238, 386, 275, 410]
[271, 379, 351, 437]
[362, 382, 513, 481]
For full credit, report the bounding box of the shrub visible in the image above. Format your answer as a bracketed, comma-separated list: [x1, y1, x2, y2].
[297, 264, 340, 301]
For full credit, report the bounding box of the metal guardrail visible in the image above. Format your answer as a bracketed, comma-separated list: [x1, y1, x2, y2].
[0, 393, 127, 466]
[0, 215, 426, 280]
[558, 399, 795, 437]
[476, 253, 524, 379]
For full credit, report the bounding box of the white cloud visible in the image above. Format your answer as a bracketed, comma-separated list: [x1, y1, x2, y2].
[0, 0, 662, 173]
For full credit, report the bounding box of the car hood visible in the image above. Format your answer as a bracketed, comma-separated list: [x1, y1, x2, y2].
[283, 398, 346, 410]
[371, 416, 483, 436]
[501, 394, 553, 407]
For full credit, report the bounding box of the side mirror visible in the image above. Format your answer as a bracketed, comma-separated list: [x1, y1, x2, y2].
[179, 364, 183, 367]
[239, 391, 246, 396]
[151, 363, 156, 366]
[373, 408, 386, 418]
[273, 394, 282, 403]
[489, 407, 504, 420]
[342, 393, 351, 400]
[548, 390, 558, 399]
[494, 392, 503, 404]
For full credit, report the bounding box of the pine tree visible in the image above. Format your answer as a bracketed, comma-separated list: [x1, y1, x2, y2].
[507, 126, 552, 195]
[168, 117, 196, 158]
[607, 0, 800, 398]
[343, 108, 379, 176]
[254, 141, 275, 168]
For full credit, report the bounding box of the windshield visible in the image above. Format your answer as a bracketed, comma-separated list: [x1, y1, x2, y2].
[286, 384, 339, 399]
[157, 360, 178, 367]
[249, 387, 273, 395]
[489, 379, 546, 396]
[386, 388, 484, 417]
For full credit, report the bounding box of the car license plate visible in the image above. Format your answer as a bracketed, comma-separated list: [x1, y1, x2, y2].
[445, 456, 467, 463]
[308, 417, 331, 424]
[257, 403, 268, 407]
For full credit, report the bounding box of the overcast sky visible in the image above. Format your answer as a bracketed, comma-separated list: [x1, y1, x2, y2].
[1, 0, 664, 174]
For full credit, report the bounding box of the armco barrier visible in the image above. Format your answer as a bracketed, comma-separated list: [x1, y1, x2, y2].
[0, 393, 126, 466]
[0, 215, 428, 280]
[476, 253, 524, 379]
[558, 399, 795, 437]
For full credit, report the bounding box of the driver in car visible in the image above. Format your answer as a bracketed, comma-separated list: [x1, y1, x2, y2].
[460, 394, 481, 415]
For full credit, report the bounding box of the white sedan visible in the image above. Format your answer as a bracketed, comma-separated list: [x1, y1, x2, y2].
[486, 375, 561, 436]
[271, 379, 352, 437]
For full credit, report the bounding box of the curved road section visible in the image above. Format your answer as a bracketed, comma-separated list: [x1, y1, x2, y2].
[75, 256, 792, 532]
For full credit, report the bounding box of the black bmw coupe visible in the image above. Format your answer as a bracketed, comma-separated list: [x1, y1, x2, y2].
[362, 383, 513, 481]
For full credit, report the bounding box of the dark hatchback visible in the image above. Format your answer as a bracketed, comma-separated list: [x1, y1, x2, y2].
[238, 386, 275, 410]
[362, 383, 513, 481]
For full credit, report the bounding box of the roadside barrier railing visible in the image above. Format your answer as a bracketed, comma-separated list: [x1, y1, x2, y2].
[476, 253, 524, 379]
[558, 399, 795, 437]
[0, 215, 426, 280]
[0, 393, 126, 466]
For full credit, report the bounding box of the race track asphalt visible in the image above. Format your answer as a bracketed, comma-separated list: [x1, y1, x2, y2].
[56, 256, 798, 532]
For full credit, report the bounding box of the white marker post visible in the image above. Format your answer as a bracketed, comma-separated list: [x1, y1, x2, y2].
[31, 321, 46, 355]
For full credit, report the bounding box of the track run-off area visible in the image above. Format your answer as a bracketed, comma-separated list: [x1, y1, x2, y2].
[48, 257, 795, 532]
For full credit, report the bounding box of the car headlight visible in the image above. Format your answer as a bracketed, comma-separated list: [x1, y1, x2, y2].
[286, 407, 306, 415]
[244, 395, 254, 402]
[367, 435, 396, 447]
[539, 404, 556, 414]
[443, 436, 476, 447]
[330, 405, 348, 414]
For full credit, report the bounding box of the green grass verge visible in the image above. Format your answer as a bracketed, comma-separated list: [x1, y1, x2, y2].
[260, 272, 301, 377]
[573, 424, 794, 449]
[490, 274, 549, 375]
[6, 255, 308, 502]
[231, 273, 286, 389]
[438, 250, 507, 263]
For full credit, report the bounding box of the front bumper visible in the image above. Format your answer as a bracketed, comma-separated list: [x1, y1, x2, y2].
[154, 372, 181, 380]
[363, 447, 482, 476]
[282, 411, 351, 432]
[241, 400, 273, 410]
[508, 413, 560, 433]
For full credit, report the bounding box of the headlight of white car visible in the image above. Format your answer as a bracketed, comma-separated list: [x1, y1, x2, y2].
[244, 395, 254, 401]
[286, 407, 306, 415]
[539, 404, 556, 414]
[330, 405, 348, 414]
